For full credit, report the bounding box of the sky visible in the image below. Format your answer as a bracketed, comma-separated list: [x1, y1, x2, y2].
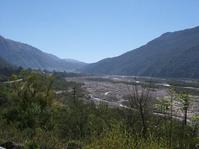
[0, 0, 199, 63]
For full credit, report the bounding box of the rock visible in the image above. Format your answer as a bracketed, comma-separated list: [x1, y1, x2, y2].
[0, 142, 23, 149]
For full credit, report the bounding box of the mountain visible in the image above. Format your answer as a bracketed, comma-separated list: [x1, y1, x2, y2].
[0, 36, 87, 72]
[0, 57, 19, 81]
[83, 26, 199, 78]
[0, 57, 12, 69]
[63, 58, 87, 69]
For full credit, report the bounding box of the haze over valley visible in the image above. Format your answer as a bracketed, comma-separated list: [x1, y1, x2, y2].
[0, 1, 199, 148]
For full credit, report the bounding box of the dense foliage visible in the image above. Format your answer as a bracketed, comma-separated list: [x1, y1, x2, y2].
[0, 57, 22, 82]
[0, 71, 198, 148]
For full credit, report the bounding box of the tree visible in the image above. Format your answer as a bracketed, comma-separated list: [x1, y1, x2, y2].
[5, 72, 55, 131]
[167, 87, 176, 149]
[127, 84, 153, 138]
[178, 92, 190, 126]
[191, 115, 199, 137]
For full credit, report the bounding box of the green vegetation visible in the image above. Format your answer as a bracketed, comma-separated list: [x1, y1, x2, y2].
[0, 70, 198, 148]
[0, 57, 22, 82]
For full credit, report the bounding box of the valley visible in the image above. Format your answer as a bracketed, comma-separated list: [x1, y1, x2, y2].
[1, 1, 199, 148]
[66, 75, 199, 120]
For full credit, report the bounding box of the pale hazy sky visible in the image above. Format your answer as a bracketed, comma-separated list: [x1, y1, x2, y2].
[1, 0, 199, 63]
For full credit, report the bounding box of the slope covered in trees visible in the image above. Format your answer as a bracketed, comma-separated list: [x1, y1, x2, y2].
[83, 26, 199, 78]
[0, 57, 21, 81]
[0, 70, 198, 148]
[0, 35, 87, 72]
[0, 57, 12, 69]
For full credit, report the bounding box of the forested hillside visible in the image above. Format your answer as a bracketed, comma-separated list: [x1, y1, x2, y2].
[0, 35, 87, 72]
[0, 70, 198, 148]
[0, 57, 21, 81]
[83, 26, 199, 78]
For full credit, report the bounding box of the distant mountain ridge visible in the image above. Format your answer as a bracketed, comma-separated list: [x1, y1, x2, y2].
[83, 26, 199, 78]
[0, 36, 87, 72]
[2, 26, 199, 78]
[63, 58, 87, 67]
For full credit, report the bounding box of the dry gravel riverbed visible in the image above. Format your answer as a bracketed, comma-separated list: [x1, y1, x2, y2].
[66, 75, 199, 120]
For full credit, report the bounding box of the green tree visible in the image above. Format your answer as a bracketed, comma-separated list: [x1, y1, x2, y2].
[178, 92, 190, 126]
[5, 72, 55, 132]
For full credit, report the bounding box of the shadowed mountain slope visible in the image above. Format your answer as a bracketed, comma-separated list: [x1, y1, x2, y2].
[83, 26, 199, 78]
[0, 36, 87, 72]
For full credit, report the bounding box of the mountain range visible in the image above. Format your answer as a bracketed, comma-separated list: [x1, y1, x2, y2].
[82, 26, 199, 78]
[1, 26, 199, 78]
[0, 35, 87, 72]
